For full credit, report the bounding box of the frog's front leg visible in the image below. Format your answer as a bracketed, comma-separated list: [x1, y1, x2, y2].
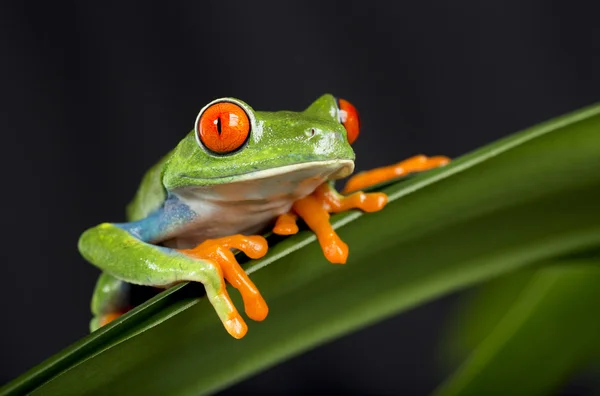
[178, 235, 269, 322]
[273, 182, 387, 263]
[342, 154, 450, 193]
[79, 197, 268, 339]
[272, 154, 449, 263]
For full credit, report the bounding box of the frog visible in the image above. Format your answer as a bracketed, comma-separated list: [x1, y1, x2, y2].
[78, 94, 450, 339]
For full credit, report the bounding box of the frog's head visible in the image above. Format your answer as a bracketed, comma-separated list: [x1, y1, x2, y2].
[163, 94, 361, 192]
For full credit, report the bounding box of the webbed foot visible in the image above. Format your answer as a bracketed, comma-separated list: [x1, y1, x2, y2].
[273, 154, 450, 264]
[273, 183, 387, 264]
[178, 234, 269, 338]
[342, 154, 450, 193]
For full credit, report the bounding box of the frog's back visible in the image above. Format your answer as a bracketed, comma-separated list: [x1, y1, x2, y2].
[125, 152, 171, 222]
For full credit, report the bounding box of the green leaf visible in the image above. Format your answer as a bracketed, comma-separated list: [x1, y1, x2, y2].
[3, 103, 600, 395]
[434, 262, 600, 396]
[441, 248, 600, 366]
[439, 267, 539, 366]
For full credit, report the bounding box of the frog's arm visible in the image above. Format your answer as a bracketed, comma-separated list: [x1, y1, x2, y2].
[274, 182, 387, 263]
[274, 155, 450, 263]
[87, 153, 171, 331]
[79, 195, 268, 339]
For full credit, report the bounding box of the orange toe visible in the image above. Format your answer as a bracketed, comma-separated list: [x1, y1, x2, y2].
[224, 313, 248, 339]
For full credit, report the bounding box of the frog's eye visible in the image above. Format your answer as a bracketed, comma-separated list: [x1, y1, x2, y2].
[338, 98, 360, 144]
[196, 101, 250, 154]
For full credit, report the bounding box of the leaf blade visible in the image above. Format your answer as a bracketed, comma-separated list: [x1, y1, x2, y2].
[3, 102, 600, 395]
[434, 263, 600, 396]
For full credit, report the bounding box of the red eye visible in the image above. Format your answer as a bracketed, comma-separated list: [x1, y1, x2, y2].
[196, 101, 250, 154]
[338, 98, 360, 144]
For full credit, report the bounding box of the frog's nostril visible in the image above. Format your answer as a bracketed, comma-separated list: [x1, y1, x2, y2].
[305, 128, 324, 138]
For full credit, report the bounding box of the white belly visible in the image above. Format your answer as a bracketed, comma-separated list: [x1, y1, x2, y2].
[162, 160, 353, 249]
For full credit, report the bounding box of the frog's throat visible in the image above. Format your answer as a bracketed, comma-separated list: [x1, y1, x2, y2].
[180, 160, 354, 185]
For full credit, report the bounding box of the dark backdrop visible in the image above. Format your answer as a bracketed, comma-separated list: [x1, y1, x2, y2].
[1, 1, 599, 394]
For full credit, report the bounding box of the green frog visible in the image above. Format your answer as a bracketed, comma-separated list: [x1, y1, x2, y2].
[78, 94, 449, 338]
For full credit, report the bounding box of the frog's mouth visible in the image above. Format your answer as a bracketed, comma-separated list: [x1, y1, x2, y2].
[226, 159, 354, 183]
[176, 159, 354, 188]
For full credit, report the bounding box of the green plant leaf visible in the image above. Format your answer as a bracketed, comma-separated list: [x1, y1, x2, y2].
[3, 103, 600, 396]
[434, 262, 600, 396]
[440, 248, 600, 367]
[439, 267, 539, 366]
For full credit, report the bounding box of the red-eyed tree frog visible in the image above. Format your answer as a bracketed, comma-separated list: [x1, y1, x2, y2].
[78, 94, 449, 339]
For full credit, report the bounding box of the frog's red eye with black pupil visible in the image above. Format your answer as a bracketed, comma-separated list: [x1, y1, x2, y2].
[197, 102, 250, 154]
[338, 98, 360, 144]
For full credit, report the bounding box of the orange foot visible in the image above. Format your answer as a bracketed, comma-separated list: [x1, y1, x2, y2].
[179, 234, 269, 339]
[342, 154, 450, 194]
[273, 154, 450, 264]
[274, 183, 388, 264]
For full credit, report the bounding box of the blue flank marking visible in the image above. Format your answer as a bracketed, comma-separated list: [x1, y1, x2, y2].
[115, 194, 197, 244]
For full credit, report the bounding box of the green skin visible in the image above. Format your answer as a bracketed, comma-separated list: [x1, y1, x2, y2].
[78, 94, 356, 332]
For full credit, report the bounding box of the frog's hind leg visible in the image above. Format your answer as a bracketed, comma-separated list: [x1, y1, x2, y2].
[342, 154, 450, 193]
[90, 272, 131, 331]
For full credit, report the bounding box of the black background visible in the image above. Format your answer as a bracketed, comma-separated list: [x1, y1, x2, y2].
[1, 1, 599, 394]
